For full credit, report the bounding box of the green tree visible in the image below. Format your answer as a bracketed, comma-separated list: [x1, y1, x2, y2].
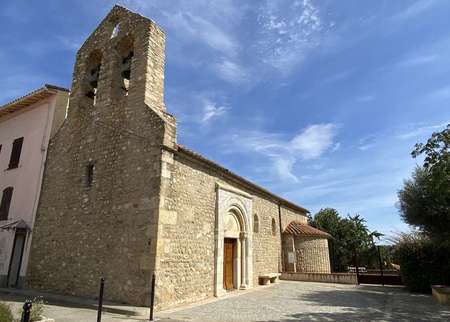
[309, 209, 382, 272]
[399, 124, 450, 241]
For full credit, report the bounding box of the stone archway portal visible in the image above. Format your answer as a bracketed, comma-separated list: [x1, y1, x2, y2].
[215, 184, 253, 297]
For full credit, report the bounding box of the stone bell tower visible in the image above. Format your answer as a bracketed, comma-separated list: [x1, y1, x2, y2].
[27, 6, 176, 306]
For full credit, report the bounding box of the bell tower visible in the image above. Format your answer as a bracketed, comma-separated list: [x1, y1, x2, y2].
[27, 6, 176, 306]
[69, 5, 167, 117]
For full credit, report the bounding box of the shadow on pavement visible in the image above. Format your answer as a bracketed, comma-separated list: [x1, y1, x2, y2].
[260, 285, 450, 322]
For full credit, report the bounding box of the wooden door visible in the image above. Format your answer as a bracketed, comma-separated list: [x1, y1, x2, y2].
[223, 239, 234, 290]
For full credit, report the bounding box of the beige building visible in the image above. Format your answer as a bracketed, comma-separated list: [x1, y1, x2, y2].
[0, 85, 68, 287]
[27, 6, 330, 309]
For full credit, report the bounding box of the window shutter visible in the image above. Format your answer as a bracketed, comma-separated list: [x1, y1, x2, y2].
[0, 187, 14, 220]
[8, 137, 24, 169]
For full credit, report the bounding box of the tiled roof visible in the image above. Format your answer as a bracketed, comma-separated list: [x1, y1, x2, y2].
[0, 84, 69, 119]
[284, 221, 331, 238]
[176, 144, 310, 214]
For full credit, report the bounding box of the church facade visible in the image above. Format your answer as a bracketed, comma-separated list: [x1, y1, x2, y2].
[27, 6, 330, 309]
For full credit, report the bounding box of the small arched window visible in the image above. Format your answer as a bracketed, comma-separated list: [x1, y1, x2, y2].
[271, 218, 277, 236]
[253, 214, 259, 233]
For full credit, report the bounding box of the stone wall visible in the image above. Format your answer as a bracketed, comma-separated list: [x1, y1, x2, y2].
[153, 149, 301, 309]
[294, 236, 331, 273]
[280, 206, 307, 230]
[27, 6, 174, 306]
[281, 272, 357, 284]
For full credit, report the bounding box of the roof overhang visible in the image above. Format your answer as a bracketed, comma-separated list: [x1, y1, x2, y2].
[0, 84, 69, 119]
[0, 219, 31, 232]
[284, 221, 331, 238]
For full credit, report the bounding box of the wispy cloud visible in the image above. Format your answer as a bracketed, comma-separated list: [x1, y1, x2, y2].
[200, 99, 228, 123]
[255, 0, 327, 74]
[397, 122, 448, 140]
[170, 11, 238, 57]
[391, 0, 438, 22]
[358, 135, 376, 151]
[220, 123, 339, 182]
[291, 124, 337, 160]
[396, 54, 438, 68]
[213, 60, 249, 85]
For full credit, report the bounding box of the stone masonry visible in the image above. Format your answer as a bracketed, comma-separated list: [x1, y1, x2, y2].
[27, 6, 175, 305]
[27, 6, 330, 309]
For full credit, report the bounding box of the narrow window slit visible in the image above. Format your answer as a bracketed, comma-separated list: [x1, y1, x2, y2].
[86, 163, 95, 187]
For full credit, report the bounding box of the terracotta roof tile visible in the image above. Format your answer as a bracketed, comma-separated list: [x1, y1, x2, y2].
[284, 221, 331, 238]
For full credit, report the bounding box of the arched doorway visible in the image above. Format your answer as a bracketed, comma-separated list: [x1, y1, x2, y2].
[223, 210, 245, 290]
[215, 184, 253, 297]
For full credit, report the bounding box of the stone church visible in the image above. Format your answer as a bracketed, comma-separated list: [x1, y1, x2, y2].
[27, 6, 331, 309]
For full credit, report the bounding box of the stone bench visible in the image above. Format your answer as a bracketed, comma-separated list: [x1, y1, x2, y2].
[259, 273, 281, 285]
[432, 285, 450, 305]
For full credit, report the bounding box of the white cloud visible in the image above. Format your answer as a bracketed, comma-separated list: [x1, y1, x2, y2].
[291, 124, 337, 159]
[358, 135, 376, 151]
[256, 0, 327, 74]
[213, 60, 249, 84]
[397, 122, 449, 140]
[220, 123, 339, 182]
[170, 11, 238, 57]
[273, 157, 299, 183]
[200, 99, 228, 123]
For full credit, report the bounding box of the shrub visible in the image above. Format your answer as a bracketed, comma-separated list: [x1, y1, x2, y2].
[393, 233, 450, 293]
[30, 297, 45, 322]
[0, 302, 15, 322]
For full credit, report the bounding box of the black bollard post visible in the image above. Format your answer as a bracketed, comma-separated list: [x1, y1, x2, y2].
[97, 277, 105, 322]
[21, 300, 32, 322]
[149, 273, 156, 321]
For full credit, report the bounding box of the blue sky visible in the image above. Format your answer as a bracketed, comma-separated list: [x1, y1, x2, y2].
[1, 0, 450, 239]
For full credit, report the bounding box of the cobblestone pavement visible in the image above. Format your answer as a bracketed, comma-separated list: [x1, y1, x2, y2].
[157, 281, 450, 322]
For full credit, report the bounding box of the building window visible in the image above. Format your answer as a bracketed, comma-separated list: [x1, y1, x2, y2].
[0, 187, 14, 220]
[8, 137, 24, 169]
[86, 163, 95, 187]
[253, 214, 259, 233]
[271, 218, 277, 236]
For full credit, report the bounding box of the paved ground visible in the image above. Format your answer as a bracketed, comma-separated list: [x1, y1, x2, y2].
[158, 281, 450, 322]
[1, 293, 146, 322]
[1, 281, 450, 321]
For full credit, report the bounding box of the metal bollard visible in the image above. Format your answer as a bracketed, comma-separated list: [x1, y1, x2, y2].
[21, 300, 32, 322]
[97, 277, 105, 322]
[149, 273, 156, 321]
